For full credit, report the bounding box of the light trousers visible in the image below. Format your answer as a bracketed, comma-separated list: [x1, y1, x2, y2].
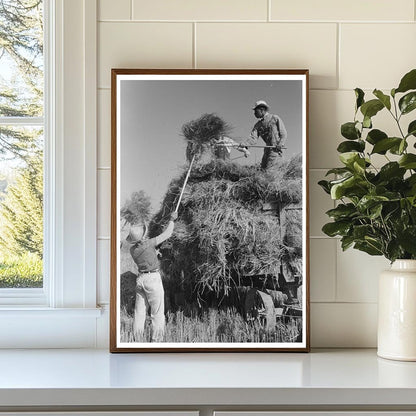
[133, 271, 165, 342]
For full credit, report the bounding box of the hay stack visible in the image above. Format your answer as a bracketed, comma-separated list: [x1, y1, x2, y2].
[148, 155, 302, 304]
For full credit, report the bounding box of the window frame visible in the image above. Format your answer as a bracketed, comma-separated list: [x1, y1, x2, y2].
[0, 0, 100, 348]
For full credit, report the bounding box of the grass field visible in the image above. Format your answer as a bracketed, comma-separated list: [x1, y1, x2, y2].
[120, 306, 301, 343]
[0, 252, 43, 288]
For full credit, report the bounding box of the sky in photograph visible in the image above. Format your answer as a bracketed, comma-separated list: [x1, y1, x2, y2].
[120, 78, 303, 213]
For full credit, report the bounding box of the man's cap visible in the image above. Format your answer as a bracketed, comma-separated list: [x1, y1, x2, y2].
[252, 100, 270, 110]
[126, 223, 147, 243]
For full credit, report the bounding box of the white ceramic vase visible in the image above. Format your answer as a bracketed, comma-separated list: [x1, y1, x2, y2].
[378, 259, 416, 361]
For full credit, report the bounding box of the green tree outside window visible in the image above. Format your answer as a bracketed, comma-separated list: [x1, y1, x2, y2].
[0, 0, 44, 288]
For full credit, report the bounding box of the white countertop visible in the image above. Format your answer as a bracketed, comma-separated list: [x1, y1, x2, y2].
[0, 349, 415, 407]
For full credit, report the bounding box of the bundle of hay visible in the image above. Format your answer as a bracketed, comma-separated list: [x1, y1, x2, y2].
[183, 113, 232, 162]
[148, 155, 303, 304]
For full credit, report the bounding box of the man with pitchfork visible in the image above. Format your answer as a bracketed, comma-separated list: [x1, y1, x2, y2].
[240, 100, 288, 170]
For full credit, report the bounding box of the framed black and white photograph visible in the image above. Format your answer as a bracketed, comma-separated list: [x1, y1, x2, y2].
[110, 69, 309, 352]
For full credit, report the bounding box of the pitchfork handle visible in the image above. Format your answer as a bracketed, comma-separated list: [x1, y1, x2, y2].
[175, 154, 196, 213]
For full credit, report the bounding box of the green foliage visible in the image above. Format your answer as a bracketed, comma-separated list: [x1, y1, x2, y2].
[0, 154, 43, 258]
[320, 69, 416, 262]
[0, 0, 44, 162]
[0, 252, 42, 288]
[0, 0, 44, 286]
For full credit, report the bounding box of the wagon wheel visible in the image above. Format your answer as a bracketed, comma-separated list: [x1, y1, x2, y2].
[244, 288, 275, 332]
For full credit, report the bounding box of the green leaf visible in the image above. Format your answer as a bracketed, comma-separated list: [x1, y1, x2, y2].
[322, 221, 351, 237]
[396, 69, 416, 94]
[373, 89, 391, 110]
[318, 180, 331, 194]
[330, 175, 367, 200]
[353, 224, 374, 239]
[337, 140, 365, 153]
[405, 175, 416, 196]
[366, 129, 387, 145]
[341, 122, 360, 140]
[360, 99, 384, 119]
[378, 162, 406, 181]
[325, 167, 351, 176]
[330, 176, 355, 199]
[363, 116, 372, 129]
[399, 91, 416, 115]
[399, 154, 416, 169]
[339, 152, 360, 166]
[369, 203, 383, 220]
[341, 235, 355, 251]
[355, 88, 365, 110]
[326, 203, 356, 220]
[354, 241, 383, 256]
[386, 240, 403, 262]
[390, 139, 408, 155]
[398, 227, 416, 255]
[371, 137, 402, 154]
[407, 120, 416, 137]
[391, 88, 396, 97]
[353, 158, 366, 174]
[357, 195, 389, 211]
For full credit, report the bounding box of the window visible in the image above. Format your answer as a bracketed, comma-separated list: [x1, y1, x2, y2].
[0, 0, 45, 296]
[0, 0, 99, 349]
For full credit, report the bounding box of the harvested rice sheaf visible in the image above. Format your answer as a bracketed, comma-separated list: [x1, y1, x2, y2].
[148, 155, 302, 303]
[183, 113, 232, 162]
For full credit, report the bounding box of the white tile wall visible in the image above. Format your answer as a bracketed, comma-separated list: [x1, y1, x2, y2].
[96, 0, 416, 347]
[310, 239, 336, 302]
[311, 303, 378, 347]
[309, 90, 354, 169]
[336, 246, 390, 303]
[196, 23, 338, 89]
[99, 0, 131, 21]
[340, 24, 416, 90]
[271, 0, 415, 22]
[132, 0, 268, 21]
[98, 22, 193, 88]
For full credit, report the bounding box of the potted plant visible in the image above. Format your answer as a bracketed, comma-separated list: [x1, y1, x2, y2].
[319, 68, 416, 361]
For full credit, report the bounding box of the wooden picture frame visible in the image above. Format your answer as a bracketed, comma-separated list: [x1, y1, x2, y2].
[110, 69, 310, 352]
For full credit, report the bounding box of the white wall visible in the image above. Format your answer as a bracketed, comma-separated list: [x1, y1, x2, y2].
[96, 0, 416, 348]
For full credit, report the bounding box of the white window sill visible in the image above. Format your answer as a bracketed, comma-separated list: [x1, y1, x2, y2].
[0, 307, 104, 348]
[0, 349, 415, 409]
[0, 307, 102, 317]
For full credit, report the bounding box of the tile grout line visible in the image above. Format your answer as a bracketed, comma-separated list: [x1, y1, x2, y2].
[96, 87, 395, 93]
[311, 301, 378, 305]
[336, 22, 340, 90]
[98, 19, 415, 24]
[193, 22, 197, 69]
[267, 0, 271, 22]
[130, 0, 133, 20]
[333, 229, 339, 303]
[309, 235, 338, 239]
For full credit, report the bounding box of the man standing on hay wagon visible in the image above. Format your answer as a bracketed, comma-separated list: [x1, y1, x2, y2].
[240, 100, 288, 170]
[127, 212, 177, 342]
